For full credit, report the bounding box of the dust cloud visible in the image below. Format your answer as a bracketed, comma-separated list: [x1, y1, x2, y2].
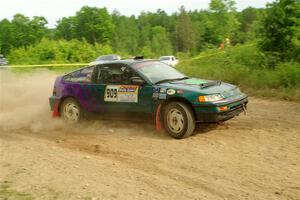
[0, 69, 154, 136]
[0, 69, 64, 132]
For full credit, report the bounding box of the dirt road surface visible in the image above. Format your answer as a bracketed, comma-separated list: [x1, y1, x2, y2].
[0, 70, 299, 200]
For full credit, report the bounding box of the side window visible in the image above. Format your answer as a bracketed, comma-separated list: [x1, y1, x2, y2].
[95, 64, 139, 85]
[64, 66, 94, 83]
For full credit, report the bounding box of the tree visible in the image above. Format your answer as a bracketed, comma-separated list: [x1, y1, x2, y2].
[0, 19, 13, 55]
[236, 7, 262, 43]
[55, 17, 76, 40]
[74, 6, 114, 44]
[0, 14, 49, 54]
[112, 12, 139, 55]
[207, 0, 240, 45]
[175, 6, 195, 52]
[150, 26, 172, 56]
[259, 0, 300, 64]
[209, 0, 236, 13]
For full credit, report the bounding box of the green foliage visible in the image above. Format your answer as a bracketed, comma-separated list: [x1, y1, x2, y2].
[236, 7, 262, 43]
[56, 7, 114, 44]
[259, 0, 300, 66]
[177, 44, 300, 101]
[0, 183, 33, 200]
[0, 19, 13, 54]
[55, 17, 76, 40]
[149, 26, 173, 57]
[1, 3, 267, 58]
[207, 0, 240, 45]
[209, 0, 236, 13]
[112, 12, 139, 55]
[8, 38, 112, 64]
[0, 14, 49, 55]
[139, 26, 173, 58]
[175, 6, 195, 52]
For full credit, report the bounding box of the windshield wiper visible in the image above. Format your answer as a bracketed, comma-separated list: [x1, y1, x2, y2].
[155, 77, 189, 84]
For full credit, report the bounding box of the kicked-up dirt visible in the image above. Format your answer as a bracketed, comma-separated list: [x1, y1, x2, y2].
[0, 69, 299, 200]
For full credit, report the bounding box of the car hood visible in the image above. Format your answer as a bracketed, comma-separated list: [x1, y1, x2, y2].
[157, 78, 242, 98]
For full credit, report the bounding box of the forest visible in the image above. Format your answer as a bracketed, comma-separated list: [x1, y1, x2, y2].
[0, 0, 299, 100]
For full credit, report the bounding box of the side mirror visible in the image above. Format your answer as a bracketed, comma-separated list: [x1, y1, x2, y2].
[131, 76, 146, 85]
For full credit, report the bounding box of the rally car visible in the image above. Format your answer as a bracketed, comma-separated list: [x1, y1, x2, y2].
[49, 59, 248, 139]
[0, 54, 8, 66]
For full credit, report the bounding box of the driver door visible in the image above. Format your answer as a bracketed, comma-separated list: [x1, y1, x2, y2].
[91, 63, 154, 114]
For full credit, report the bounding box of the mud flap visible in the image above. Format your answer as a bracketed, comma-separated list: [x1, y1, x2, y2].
[155, 104, 162, 131]
[52, 101, 60, 117]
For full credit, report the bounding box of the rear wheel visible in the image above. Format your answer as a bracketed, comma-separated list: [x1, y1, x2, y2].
[60, 98, 81, 123]
[162, 102, 195, 139]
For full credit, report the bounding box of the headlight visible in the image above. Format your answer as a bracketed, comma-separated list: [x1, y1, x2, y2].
[199, 94, 224, 102]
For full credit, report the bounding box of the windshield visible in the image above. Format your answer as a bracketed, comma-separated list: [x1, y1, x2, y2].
[133, 61, 186, 84]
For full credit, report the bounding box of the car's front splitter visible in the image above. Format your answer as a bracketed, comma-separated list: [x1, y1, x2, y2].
[194, 97, 248, 123]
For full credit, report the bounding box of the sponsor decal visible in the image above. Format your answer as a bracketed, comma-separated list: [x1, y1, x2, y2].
[159, 93, 167, 99]
[167, 89, 176, 95]
[104, 85, 139, 103]
[160, 88, 166, 93]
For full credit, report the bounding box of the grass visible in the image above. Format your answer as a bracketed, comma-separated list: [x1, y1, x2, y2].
[0, 183, 34, 200]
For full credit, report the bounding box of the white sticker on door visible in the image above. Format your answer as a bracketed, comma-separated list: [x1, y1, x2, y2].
[104, 85, 139, 103]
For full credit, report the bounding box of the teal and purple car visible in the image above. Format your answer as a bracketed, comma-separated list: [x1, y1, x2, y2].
[49, 59, 248, 139]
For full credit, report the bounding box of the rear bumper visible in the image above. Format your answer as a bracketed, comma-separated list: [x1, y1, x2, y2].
[195, 96, 248, 123]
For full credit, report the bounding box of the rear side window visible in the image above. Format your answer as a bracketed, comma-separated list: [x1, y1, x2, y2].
[93, 64, 138, 84]
[64, 66, 94, 83]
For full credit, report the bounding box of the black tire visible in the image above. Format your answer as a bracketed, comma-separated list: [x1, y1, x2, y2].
[162, 102, 195, 139]
[60, 98, 81, 123]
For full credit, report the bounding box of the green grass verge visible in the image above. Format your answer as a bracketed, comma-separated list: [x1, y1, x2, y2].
[0, 183, 34, 200]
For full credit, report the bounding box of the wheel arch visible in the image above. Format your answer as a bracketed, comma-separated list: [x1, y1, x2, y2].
[58, 95, 80, 113]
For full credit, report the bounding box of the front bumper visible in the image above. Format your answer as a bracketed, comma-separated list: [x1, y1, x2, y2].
[194, 96, 248, 123]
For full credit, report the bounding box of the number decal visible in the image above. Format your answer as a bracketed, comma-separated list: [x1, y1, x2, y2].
[114, 89, 117, 98]
[106, 88, 118, 98]
[104, 85, 139, 103]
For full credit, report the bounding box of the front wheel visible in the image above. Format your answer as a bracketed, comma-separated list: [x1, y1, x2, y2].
[60, 98, 81, 123]
[162, 102, 195, 139]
